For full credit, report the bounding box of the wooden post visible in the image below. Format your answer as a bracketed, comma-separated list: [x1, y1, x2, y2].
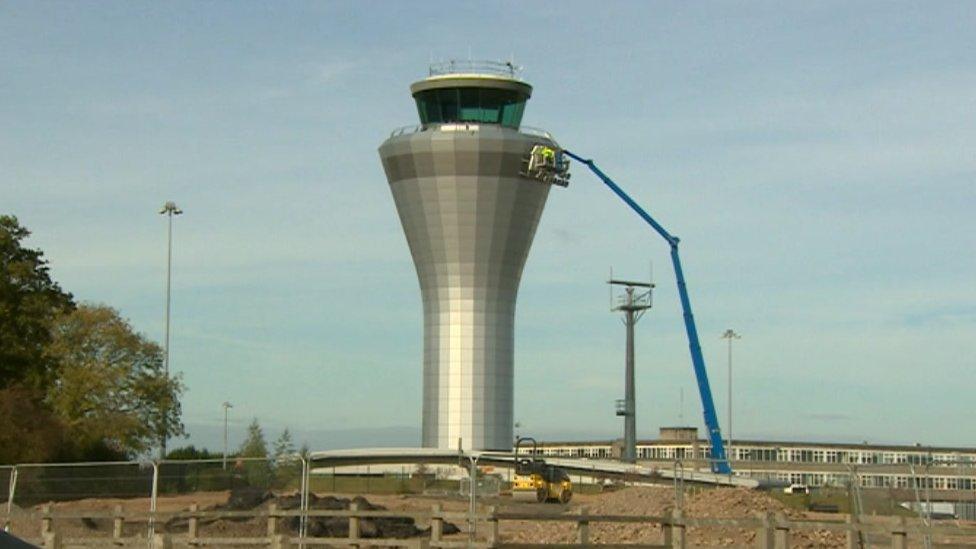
[188, 503, 199, 541]
[42, 531, 60, 549]
[40, 503, 52, 536]
[487, 505, 499, 547]
[773, 512, 790, 549]
[670, 508, 686, 549]
[267, 502, 279, 536]
[348, 501, 360, 545]
[755, 511, 774, 549]
[271, 533, 291, 549]
[662, 507, 674, 546]
[845, 515, 857, 549]
[891, 516, 908, 549]
[112, 504, 124, 540]
[576, 506, 589, 545]
[430, 503, 443, 543]
[151, 533, 172, 549]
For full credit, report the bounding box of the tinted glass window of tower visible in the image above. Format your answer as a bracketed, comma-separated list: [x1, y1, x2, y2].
[414, 88, 526, 127]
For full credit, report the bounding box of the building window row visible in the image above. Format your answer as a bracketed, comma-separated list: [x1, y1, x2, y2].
[735, 470, 976, 491]
[536, 443, 976, 471]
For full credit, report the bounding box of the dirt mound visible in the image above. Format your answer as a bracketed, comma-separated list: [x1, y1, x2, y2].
[159, 491, 446, 539]
[226, 486, 273, 511]
[586, 487, 674, 544]
[683, 489, 846, 548]
[502, 486, 674, 544]
[284, 494, 428, 538]
[685, 488, 799, 518]
[500, 487, 848, 547]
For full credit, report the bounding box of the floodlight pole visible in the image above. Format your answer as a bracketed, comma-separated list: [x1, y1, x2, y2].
[222, 401, 233, 470]
[159, 201, 183, 461]
[721, 329, 741, 460]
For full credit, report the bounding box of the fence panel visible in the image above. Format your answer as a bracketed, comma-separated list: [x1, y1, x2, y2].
[307, 465, 461, 496]
[0, 466, 11, 503]
[156, 457, 307, 539]
[9, 462, 154, 540]
[1, 465, 14, 531]
[460, 476, 502, 497]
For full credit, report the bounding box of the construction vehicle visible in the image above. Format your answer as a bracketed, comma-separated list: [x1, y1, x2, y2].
[511, 437, 573, 503]
[522, 145, 732, 475]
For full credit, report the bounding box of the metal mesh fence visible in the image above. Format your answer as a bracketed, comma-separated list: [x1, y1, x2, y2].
[306, 465, 463, 496]
[459, 475, 502, 497]
[158, 456, 306, 496]
[15, 462, 154, 504]
[6, 462, 154, 540]
[1, 466, 12, 505]
[2, 457, 974, 546]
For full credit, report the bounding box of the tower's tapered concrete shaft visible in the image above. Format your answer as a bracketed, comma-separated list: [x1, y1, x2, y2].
[379, 63, 561, 451]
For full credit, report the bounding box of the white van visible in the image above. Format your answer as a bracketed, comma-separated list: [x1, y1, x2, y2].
[783, 483, 809, 494]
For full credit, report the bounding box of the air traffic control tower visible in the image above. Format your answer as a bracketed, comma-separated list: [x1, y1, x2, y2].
[379, 61, 567, 451]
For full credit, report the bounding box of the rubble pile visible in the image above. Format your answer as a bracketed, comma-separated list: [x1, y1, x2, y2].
[502, 487, 848, 547]
[682, 488, 846, 548]
[502, 487, 673, 544]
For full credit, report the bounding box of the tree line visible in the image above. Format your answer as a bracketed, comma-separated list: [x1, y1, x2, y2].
[1, 215, 183, 463]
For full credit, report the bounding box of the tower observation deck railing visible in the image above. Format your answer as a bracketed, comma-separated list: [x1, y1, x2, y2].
[388, 123, 555, 141]
[427, 59, 523, 78]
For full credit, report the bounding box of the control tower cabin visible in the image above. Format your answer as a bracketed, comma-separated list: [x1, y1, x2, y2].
[379, 62, 564, 451]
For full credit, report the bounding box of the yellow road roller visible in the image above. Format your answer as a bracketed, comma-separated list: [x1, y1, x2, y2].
[511, 437, 573, 503]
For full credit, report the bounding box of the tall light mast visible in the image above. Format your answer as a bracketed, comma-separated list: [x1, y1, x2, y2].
[721, 329, 741, 459]
[159, 200, 182, 460]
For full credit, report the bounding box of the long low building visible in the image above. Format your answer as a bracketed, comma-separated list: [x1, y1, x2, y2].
[307, 446, 758, 488]
[537, 427, 976, 498]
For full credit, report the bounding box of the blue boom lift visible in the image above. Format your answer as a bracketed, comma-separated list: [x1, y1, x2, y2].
[557, 149, 732, 475]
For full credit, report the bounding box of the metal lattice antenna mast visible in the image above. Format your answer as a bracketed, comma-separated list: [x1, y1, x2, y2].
[609, 274, 654, 463]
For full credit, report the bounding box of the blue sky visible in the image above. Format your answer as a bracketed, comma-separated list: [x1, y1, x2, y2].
[2, 1, 974, 451]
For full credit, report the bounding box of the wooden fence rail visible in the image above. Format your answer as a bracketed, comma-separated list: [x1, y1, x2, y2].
[12, 503, 976, 548]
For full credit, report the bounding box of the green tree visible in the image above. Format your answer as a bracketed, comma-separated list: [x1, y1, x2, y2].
[272, 428, 301, 488]
[238, 418, 272, 487]
[240, 418, 269, 458]
[0, 215, 74, 388]
[272, 428, 295, 460]
[0, 385, 64, 464]
[166, 445, 221, 460]
[45, 304, 185, 457]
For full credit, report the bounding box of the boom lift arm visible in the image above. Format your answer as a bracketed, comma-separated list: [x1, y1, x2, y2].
[560, 150, 732, 475]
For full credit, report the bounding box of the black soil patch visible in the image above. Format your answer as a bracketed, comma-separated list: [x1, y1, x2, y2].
[160, 488, 460, 539]
[278, 493, 461, 538]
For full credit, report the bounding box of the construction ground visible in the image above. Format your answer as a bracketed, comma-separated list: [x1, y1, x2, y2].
[6, 483, 976, 548]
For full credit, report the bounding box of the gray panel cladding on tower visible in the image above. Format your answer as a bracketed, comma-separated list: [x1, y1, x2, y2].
[379, 123, 556, 451]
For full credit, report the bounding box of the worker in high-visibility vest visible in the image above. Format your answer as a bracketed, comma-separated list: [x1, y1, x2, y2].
[539, 146, 556, 166]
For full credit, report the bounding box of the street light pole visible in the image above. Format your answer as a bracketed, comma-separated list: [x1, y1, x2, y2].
[720, 329, 741, 463]
[159, 201, 183, 461]
[222, 401, 233, 470]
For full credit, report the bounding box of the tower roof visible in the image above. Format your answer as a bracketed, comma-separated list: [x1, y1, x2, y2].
[411, 74, 532, 99]
[411, 60, 532, 98]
